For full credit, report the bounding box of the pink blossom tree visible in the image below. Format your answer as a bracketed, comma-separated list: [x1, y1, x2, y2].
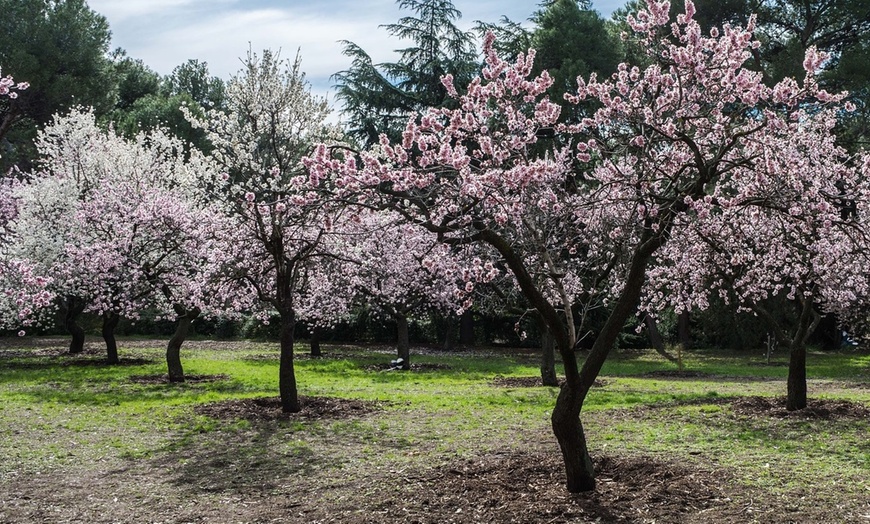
[62, 178, 233, 375]
[185, 49, 340, 412]
[307, 0, 846, 492]
[644, 111, 870, 410]
[0, 72, 48, 331]
[315, 209, 465, 369]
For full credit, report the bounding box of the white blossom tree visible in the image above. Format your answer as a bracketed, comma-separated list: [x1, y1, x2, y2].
[186, 49, 341, 412]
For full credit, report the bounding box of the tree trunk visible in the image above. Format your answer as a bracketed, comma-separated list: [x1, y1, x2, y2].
[459, 309, 475, 347]
[309, 324, 322, 357]
[64, 296, 86, 354]
[644, 313, 677, 363]
[480, 226, 664, 493]
[538, 315, 558, 386]
[786, 343, 807, 411]
[396, 312, 410, 370]
[551, 385, 595, 491]
[167, 307, 200, 383]
[677, 311, 691, 349]
[102, 312, 120, 364]
[279, 307, 300, 413]
[442, 313, 456, 351]
[552, 238, 662, 493]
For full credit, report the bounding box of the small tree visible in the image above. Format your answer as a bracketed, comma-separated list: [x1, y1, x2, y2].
[645, 112, 870, 410]
[186, 49, 339, 412]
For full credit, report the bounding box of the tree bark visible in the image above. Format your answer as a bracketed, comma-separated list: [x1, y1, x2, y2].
[310, 324, 322, 357]
[644, 313, 677, 363]
[784, 295, 819, 411]
[442, 313, 456, 351]
[279, 306, 300, 413]
[102, 312, 120, 364]
[786, 343, 807, 411]
[551, 385, 595, 491]
[396, 312, 411, 370]
[677, 311, 691, 349]
[538, 315, 558, 386]
[459, 309, 475, 347]
[553, 236, 662, 492]
[480, 226, 664, 493]
[64, 296, 86, 354]
[167, 306, 200, 383]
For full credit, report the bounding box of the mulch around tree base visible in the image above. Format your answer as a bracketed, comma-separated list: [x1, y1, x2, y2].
[644, 395, 870, 420]
[491, 376, 610, 388]
[128, 373, 230, 385]
[194, 395, 383, 421]
[730, 396, 870, 419]
[348, 451, 732, 524]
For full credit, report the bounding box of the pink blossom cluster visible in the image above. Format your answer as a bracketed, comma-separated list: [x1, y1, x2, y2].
[0, 68, 28, 99]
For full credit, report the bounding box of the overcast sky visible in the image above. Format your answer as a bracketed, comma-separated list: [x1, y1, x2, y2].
[87, 0, 625, 109]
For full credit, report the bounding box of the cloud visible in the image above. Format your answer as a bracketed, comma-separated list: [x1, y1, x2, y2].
[91, 0, 626, 110]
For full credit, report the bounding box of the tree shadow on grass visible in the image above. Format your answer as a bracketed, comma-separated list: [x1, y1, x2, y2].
[146, 395, 386, 499]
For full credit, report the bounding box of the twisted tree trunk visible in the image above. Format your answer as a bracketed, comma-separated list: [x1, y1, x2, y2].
[167, 306, 200, 383]
[644, 313, 677, 363]
[538, 315, 558, 387]
[102, 312, 120, 364]
[64, 296, 86, 354]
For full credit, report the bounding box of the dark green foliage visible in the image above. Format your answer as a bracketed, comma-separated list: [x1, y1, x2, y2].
[0, 0, 114, 169]
[474, 16, 533, 62]
[107, 57, 223, 152]
[332, 0, 477, 146]
[162, 59, 226, 112]
[109, 51, 161, 110]
[531, 0, 621, 123]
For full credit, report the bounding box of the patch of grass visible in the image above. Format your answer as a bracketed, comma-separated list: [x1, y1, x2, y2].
[1, 338, 868, 521]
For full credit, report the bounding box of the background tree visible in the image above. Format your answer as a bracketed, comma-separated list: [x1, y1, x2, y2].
[332, 0, 478, 146]
[645, 112, 869, 410]
[322, 210, 461, 369]
[530, 0, 622, 124]
[162, 59, 226, 113]
[0, 0, 113, 169]
[107, 55, 222, 152]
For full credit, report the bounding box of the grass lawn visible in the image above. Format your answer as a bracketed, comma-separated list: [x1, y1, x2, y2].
[0, 337, 868, 523]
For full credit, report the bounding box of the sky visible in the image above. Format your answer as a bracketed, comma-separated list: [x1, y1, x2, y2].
[87, 0, 626, 109]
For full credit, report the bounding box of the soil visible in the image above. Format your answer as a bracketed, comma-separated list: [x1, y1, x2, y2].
[2, 340, 868, 523]
[194, 395, 385, 421]
[330, 451, 736, 524]
[127, 373, 230, 385]
[729, 395, 870, 419]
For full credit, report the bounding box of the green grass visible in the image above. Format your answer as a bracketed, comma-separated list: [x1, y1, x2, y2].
[1, 339, 868, 519]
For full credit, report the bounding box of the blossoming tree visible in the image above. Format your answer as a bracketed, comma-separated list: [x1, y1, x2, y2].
[9, 107, 226, 369]
[644, 111, 870, 410]
[315, 209, 465, 369]
[186, 49, 340, 412]
[307, 0, 847, 492]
